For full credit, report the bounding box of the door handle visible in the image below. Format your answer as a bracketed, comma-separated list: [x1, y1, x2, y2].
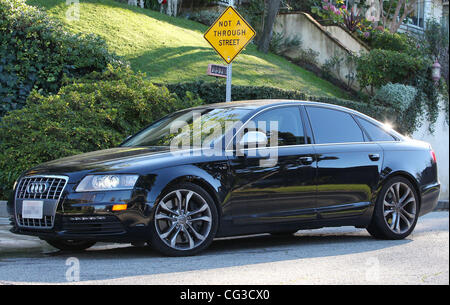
[369, 153, 380, 161]
[298, 156, 314, 165]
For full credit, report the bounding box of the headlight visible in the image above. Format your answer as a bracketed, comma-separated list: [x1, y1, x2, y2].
[76, 175, 139, 192]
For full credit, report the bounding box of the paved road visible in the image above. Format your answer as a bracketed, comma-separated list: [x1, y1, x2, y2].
[0, 212, 448, 285]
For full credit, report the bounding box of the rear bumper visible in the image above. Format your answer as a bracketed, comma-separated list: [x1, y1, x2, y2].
[419, 182, 440, 216]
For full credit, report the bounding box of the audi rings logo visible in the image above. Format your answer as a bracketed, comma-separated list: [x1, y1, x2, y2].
[26, 182, 49, 194]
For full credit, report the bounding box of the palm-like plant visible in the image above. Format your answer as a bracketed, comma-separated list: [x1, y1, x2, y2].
[343, 7, 363, 33]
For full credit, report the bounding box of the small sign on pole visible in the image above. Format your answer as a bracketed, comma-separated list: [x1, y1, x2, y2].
[203, 5, 256, 102]
[207, 64, 228, 78]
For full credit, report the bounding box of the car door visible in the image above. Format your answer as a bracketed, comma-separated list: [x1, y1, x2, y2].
[228, 106, 317, 226]
[304, 105, 383, 219]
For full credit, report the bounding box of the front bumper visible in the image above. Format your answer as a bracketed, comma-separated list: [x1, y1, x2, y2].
[10, 211, 151, 243]
[9, 182, 153, 243]
[11, 215, 126, 242]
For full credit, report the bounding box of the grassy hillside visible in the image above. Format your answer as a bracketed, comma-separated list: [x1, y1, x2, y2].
[27, 0, 349, 98]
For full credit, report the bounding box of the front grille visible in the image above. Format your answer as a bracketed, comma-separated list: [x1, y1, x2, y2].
[17, 214, 54, 228]
[15, 175, 68, 229]
[16, 176, 67, 200]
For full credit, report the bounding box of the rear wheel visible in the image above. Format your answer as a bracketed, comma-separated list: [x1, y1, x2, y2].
[148, 182, 218, 256]
[45, 239, 96, 251]
[367, 177, 419, 240]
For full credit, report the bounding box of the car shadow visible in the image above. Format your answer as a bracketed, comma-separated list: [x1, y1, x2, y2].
[2, 212, 447, 283]
[44, 230, 411, 261]
[32, 229, 412, 280]
[207, 233, 403, 257]
[0, 227, 414, 283]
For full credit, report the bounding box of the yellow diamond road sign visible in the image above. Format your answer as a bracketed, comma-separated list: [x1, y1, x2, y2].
[204, 6, 256, 64]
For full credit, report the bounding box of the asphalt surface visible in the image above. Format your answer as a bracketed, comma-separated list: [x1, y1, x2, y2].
[0, 212, 448, 285]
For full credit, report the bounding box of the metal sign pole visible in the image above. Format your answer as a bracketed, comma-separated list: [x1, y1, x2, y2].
[226, 63, 232, 102]
[226, 0, 234, 102]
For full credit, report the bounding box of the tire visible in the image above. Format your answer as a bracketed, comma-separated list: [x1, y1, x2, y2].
[45, 239, 96, 251]
[148, 182, 219, 256]
[367, 176, 419, 240]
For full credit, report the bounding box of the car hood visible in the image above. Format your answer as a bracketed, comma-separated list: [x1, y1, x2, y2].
[26, 146, 175, 179]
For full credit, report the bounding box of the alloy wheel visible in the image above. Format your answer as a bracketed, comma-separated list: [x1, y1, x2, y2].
[382, 182, 417, 235]
[154, 189, 212, 251]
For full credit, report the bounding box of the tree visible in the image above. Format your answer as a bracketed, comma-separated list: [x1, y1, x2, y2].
[257, 0, 281, 53]
[379, 0, 419, 33]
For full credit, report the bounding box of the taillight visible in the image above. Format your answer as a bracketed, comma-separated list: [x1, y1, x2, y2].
[430, 149, 437, 163]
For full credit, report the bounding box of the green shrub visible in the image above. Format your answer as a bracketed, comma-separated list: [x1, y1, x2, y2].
[282, 0, 317, 13]
[164, 80, 402, 130]
[0, 66, 201, 199]
[0, 0, 123, 117]
[373, 83, 418, 111]
[424, 19, 449, 60]
[424, 19, 449, 86]
[237, 0, 265, 40]
[166, 81, 308, 104]
[356, 26, 447, 132]
[187, 10, 221, 26]
[269, 32, 302, 55]
[293, 48, 320, 67]
[369, 31, 421, 56]
[355, 49, 429, 91]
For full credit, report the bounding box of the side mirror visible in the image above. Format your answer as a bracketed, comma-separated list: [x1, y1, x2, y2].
[238, 131, 268, 148]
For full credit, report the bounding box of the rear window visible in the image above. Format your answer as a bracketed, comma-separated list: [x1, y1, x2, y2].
[306, 106, 364, 144]
[355, 117, 396, 142]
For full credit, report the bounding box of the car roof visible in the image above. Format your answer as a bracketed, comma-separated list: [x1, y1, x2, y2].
[190, 99, 405, 140]
[198, 99, 303, 109]
[194, 99, 362, 116]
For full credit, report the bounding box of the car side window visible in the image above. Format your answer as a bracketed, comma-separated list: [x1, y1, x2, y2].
[355, 117, 396, 142]
[248, 107, 305, 147]
[306, 106, 364, 144]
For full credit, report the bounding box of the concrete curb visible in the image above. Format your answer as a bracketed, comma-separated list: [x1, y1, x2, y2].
[0, 200, 8, 218]
[1, 199, 448, 218]
[435, 200, 449, 211]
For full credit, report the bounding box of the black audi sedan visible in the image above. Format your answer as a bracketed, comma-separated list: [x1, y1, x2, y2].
[7, 100, 440, 256]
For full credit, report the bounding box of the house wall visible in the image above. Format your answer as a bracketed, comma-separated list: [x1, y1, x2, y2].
[365, 0, 382, 21]
[360, 0, 445, 35]
[398, 1, 443, 34]
[443, 2, 449, 30]
[425, 0, 444, 21]
[361, 0, 444, 34]
[274, 12, 368, 90]
[412, 100, 449, 200]
[324, 26, 369, 54]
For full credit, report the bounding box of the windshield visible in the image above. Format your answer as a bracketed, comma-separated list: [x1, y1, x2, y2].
[121, 107, 251, 148]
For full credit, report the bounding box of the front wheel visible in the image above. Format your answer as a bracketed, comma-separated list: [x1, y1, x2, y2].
[45, 239, 96, 251]
[367, 177, 419, 240]
[148, 182, 219, 256]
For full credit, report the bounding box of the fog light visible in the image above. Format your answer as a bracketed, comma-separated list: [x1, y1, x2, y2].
[112, 204, 127, 211]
